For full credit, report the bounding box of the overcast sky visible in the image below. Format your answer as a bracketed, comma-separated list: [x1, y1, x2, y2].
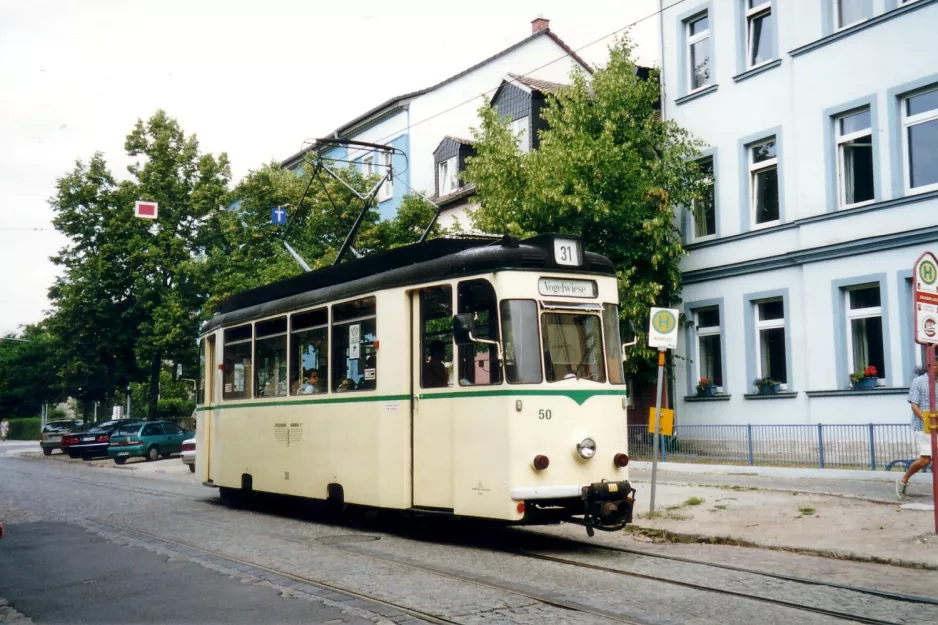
[0, 0, 659, 336]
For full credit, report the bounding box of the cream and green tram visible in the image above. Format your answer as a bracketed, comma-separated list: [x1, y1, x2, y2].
[195, 234, 636, 535]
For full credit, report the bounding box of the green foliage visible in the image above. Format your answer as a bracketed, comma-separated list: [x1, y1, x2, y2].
[48, 407, 67, 420]
[0, 325, 62, 417]
[464, 37, 708, 382]
[157, 398, 196, 419]
[7, 418, 41, 440]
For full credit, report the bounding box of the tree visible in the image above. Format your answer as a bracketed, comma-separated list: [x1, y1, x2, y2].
[49, 111, 231, 419]
[0, 325, 61, 417]
[464, 37, 708, 382]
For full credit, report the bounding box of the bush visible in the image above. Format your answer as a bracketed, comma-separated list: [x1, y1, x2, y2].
[6, 417, 41, 440]
[157, 398, 196, 419]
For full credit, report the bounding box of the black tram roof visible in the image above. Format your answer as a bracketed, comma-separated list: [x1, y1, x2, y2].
[202, 234, 615, 334]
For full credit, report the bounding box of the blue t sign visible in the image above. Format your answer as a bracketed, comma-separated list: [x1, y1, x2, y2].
[271, 207, 287, 225]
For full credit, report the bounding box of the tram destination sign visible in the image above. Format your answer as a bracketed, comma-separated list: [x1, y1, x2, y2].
[538, 278, 597, 298]
[914, 251, 938, 345]
[648, 307, 679, 350]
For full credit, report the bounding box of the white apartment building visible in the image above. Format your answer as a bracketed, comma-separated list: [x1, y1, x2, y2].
[659, 0, 938, 425]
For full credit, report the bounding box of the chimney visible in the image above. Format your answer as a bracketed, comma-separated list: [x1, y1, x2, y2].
[531, 16, 550, 34]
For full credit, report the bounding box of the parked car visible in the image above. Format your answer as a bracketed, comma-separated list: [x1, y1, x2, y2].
[63, 419, 145, 460]
[39, 420, 84, 455]
[181, 437, 195, 472]
[108, 421, 191, 464]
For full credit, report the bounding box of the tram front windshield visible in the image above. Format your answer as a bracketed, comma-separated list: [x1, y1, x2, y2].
[542, 313, 606, 383]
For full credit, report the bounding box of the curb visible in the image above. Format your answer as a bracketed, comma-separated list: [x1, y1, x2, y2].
[624, 525, 938, 570]
[630, 460, 932, 484]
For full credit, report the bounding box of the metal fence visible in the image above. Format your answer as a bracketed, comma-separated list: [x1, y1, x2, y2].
[627, 423, 926, 471]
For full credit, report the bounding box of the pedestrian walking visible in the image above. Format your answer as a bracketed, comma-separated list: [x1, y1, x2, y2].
[898, 363, 936, 498]
[0, 418, 9, 441]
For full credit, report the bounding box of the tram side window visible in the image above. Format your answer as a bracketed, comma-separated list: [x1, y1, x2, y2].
[332, 297, 377, 392]
[457, 280, 501, 386]
[197, 338, 206, 404]
[255, 317, 288, 398]
[420, 286, 453, 388]
[290, 308, 328, 395]
[603, 304, 626, 385]
[223, 325, 253, 400]
[500, 300, 542, 384]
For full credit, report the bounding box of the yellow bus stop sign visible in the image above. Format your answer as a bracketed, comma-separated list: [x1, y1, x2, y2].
[648, 407, 674, 436]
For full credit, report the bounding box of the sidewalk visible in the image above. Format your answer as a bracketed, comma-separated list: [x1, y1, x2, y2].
[625, 464, 938, 569]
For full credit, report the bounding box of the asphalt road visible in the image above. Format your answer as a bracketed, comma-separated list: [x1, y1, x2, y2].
[2, 449, 934, 625]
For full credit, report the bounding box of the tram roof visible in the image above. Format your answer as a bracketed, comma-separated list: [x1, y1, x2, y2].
[202, 234, 615, 334]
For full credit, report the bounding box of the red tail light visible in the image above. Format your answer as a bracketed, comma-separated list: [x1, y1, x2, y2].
[613, 453, 630, 468]
[182, 442, 195, 452]
[97, 435, 110, 443]
[516, 502, 526, 514]
[533, 455, 550, 471]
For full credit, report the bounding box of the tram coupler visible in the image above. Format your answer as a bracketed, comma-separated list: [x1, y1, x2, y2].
[580, 480, 636, 537]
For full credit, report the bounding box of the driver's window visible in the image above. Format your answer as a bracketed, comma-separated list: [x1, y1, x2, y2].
[457, 279, 502, 386]
[420, 286, 453, 388]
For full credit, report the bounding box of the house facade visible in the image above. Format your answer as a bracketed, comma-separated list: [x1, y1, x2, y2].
[659, 0, 938, 425]
[281, 19, 591, 222]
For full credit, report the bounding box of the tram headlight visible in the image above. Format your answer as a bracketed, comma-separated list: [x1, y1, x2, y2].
[576, 437, 597, 459]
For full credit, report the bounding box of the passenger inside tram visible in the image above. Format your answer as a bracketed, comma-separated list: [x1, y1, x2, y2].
[299, 369, 322, 394]
[423, 340, 449, 387]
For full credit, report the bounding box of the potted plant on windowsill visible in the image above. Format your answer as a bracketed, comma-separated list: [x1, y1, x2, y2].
[696, 377, 717, 397]
[753, 377, 780, 395]
[850, 365, 878, 390]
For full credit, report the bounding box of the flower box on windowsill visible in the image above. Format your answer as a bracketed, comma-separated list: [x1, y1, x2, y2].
[758, 383, 781, 395]
[696, 385, 718, 397]
[851, 377, 878, 390]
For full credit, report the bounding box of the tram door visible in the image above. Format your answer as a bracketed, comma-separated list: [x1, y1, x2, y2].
[411, 286, 455, 509]
[204, 334, 216, 480]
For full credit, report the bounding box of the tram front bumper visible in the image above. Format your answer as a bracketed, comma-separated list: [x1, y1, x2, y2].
[580, 480, 636, 537]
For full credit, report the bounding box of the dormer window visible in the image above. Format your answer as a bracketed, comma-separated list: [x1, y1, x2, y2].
[439, 157, 458, 195]
[509, 117, 530, 152]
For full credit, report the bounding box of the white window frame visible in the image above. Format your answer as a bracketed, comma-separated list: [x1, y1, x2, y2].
[439, 156, 458, 195]
[901, 87, 938, 195]
[844, 285, 884, 379]
[686, 14, 711, 94]
[509, 116, 530, 152]
[695, 308, 722, 392]
[836, 108, 875, 209]
[835, 0, 873, 31]
[377, 151, 393, 202]
[691, 157, 716, 241]
[755, 299, 787, 389]
[362, 153, 374, 178]
[749, 137, 779, 229]
[746, 0, 773, 70]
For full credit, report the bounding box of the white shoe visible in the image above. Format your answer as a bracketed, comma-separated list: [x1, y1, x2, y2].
[896, 476, 908, 499]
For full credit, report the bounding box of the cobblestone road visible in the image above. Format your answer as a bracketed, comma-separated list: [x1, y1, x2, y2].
[1, 453, 933, 624]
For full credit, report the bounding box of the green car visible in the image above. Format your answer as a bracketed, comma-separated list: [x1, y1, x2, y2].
[108, 421, 191, 464]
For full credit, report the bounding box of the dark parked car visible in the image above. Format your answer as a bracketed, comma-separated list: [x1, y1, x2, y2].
[108, 421, 190, 464]
[39, 420, 84, 455]
[62, 419, 145, 460]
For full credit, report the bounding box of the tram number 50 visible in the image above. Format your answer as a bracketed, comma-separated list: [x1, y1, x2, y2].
[538, 409, 552, 420]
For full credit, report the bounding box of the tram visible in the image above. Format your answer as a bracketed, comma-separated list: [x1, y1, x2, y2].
[195, 234, 636, 535]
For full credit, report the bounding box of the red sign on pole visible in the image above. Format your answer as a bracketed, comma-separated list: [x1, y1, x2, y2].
[134, 200, 158, 220]
[912, 252, 938, 534]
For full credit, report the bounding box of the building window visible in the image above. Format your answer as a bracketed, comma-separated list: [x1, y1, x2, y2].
[749, 137, 779, 226]
[686, 13, 711, 92]
[901, 87, 938, 193]
[362, 154, 374, 177]
[836, 0, 873, 30]
[746, 0, 774, 68]
[692, 157, 716, 238]
[755, 299, 787, 385]
[695, 307, 723, 390]
[377, 150, 393, 201]
[836, 108, 875, 207]
[254, 317, 287, 398]
[439, 157, 457, 195]
[845, 285, 886, 380]
[509, 117, 530, 152]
